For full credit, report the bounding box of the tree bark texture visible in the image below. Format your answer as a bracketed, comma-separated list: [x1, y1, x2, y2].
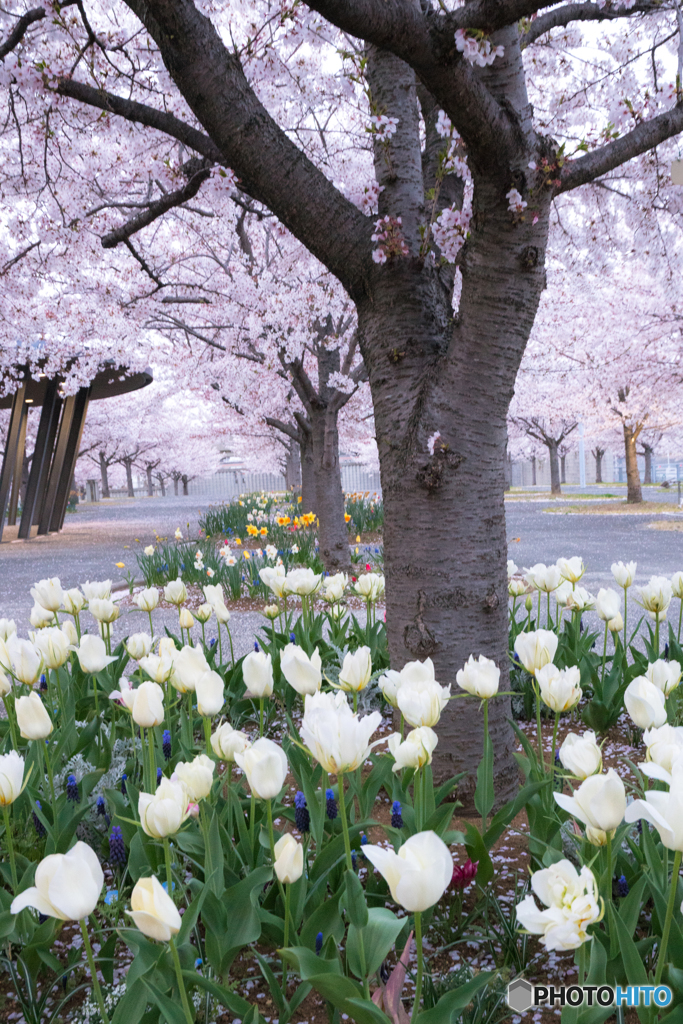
[531, 456, 537, 486]
[182, 474, 189, 495]
[642, 445, 653, 485]
[592, 447, 605, 484]
[99, 452, 111, 499]
[284, 440, 301, 494]
[547, 441, 561, 495]
[123, 457, 135, 498]
[623, 424, 643, 503]
[560, 453, 566, 485]
[146, 465, 155, 496]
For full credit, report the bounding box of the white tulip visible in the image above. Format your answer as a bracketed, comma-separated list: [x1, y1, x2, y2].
[33, 628, 70, 670]
[61, 619, 79, 646]
[213, 600, 231, 624]
[127, 875, 181, 941]
[72, 635, 117, 674]
[178, 608, 195, 630]
[513, 630, 558, 676]
[7, 637, 43, 687]
[524, 563, 562, 593]
[134, 587, 160, 612]
[566, 587, 595, 613]
[456, 654, 500, 699]
[131, 681, 165, 728]
[0, 751, 25, 805]
[211, 721, 251, 762]
[124, 633, 153, 661]
[0, 666, 11, 697]
[194, 603, 213, 624]
[338, 646, 372, 694]
[378, 669, 403, 707]
[234, 737, 288, 800]
[363, 831, 452, 912]
[625, 761, 683, 850]
[537, 664, 582, 712]
[388, 727, 438, 772]
[164, 578, 187, 606]
[300, 690, 383, 774]
[139, 778, 189, 838]
[174, 754, 214, 801]
[611, 561, 637, 588]
[637, 576, 672, 620]
[556, 557, 585, 584]
[554, 768, 626, 845]
[242, 650, 274, 698]
[203, 583, 225, 607]
[139, 653, 174, 685]
[284, 567, 322, 597]
[280, 645, 322, 696]
[30, 578, 63, 613]
[507, 560, 518, 577]
[11, 842, 103, 921]
[646, 659, 682, 696]
[324, 572, 348, 602]
[195, 670, 224, 716]
[30, 604, 55, 629]
[89, 598, 120, 625]
[108, 677, 137, 712]
[608, 613, 623, 633]
[81, 580, 112, 602]
[554, 580, 574, 608]
[62, 589, 86, 615]
[672, 571, 683, 599]
[171, 645, 209, 694]
[273, 833, 304, 884]
[595, 588, 620, 622]
[624, 676, 667, 729]
[516, 860, 601, 951]
[640, 724, 683, 783]
[397, 659, 451, 728]
[559, 731, 602, 779]
[260, 564, 287, 598]
[353, 573, 385, 601]
[0, 619, 16, 641]
[509, 578, 529, 598]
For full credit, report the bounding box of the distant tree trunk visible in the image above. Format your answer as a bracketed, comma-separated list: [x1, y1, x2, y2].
[624, 424, 643, 503]
[309, 404, 350, 572]
[172, 472, 181, 496]
[592, 446, 605, 484]
[547, 441, 562, 495]
[99, 452, 111, 498]
[504, 452, 512, 491]
[641, 444, 654, 485]
[560, 453, 566, 485]
[156, 473, 166, 497]
[284, 440, 301, 493]
[146, 465, 154, 496]
[531, 456, 537, 486]
[123, 457, 135, 498]
[300, 428, 317, 513]
[182, 474, 189, 496]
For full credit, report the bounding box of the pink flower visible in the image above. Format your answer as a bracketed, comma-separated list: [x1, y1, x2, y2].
[188, 802, 200, 818]
[451, 859, 478, 889]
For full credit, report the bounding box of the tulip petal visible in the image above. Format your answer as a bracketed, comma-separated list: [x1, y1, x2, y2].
[10, 886, 57, 918]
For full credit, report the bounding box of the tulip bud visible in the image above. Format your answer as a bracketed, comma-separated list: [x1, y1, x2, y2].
[61, 619, 79, 646]
[338, 646, 372, 693]
[262, 604, 280, 620]
[62, 588, 86, 615]
[608, 613, 623, 633]
[33, 627, 70, 670]
[11, 841, 103, 921]
[127, 876, 181, 941]
[0, 751, 25, 805]
[0, 619, 17, 641]
[72, 635, 117, 674]
[273, 833, 304, 884]
[211, 721, 250, 762]
[30, 604, 55, 629]
[124, 633, 153, 661]
[456, 654, 500, 699]
[559, 731, 602, 779]
[135, 587, 160, 612]
[30, 578, 63, 613]
[131, 681, 165, 728]
[242, 650, 274, 698]
[174, 754, 214, 801]
[234, 737, 288, 800]
[178, 608, 195, 630]
[363, 831, 453, 912]
[82, 580, 112, 602]
[139, 778, 189, 838]
[524, 595, 533, 612]
[194, 603, 213, 624]
[16, 692, 53, 739]
[195, 670, 224, 717]
[6, 636, 43, 686]
[171, 645, 209, 693]
[164, 577, 187, 606]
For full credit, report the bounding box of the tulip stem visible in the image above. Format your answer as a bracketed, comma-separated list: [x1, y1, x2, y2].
[266, 799, 287, 906]
[337, 775, 353, 872]
[92, 675, 99, 714]
[2, 804, 18, 894]
[622, 587, 628, 652]
[655, 848, 682, 988]
[80, 919, 110, 1024]
[259, 698, 264, 738]
[163, 838, 175, 902]
[283, 882, 291, 990]
[678, 598, 683, 644]
[604, 832, 613, 904]
[352, 692, 358, 714]
[2, 697, 19, 750]
[200, 800, 213, 883]
[148, 729, 156, 790]
[148, 611, 154, 639]
[226, 624, 235, 668]
[203, 717, 212, 757]
[550, 714, 559, 788]
[169, 935, 196, 1024]
[411, 911, 423, 1024]
[533, 681, 544, 772]
[39, 740, 57, 821]
[217, 626, 223, 668]
[52, 669, 65, 722]
[600, 621, 609, 685]
[250, 793, 256, 861]
[655, 615, 660, 658]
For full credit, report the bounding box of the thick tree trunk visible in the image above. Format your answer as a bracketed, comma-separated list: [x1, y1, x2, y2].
[284, 440, 301, 494]
[146, 465, 154, 497]
[547, 441, 562, 495]
[642, 445, 653, 485]
[99, 452, 111, 498]
[182, 474, 189, 496]
[593, 447, 604, 484]
[560, 453, 566, 485]
[531, 455, 536, 486]
[624, 424, 643, 503]
[309, 404, 350, 572]
[156, 474, 166, 497]
[173, 473, 180, 496]
[123, 458, 135, 498]
[300, 429, 317, 514]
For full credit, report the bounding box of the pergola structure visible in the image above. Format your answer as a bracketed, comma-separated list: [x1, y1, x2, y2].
[0, 363, 153, 542]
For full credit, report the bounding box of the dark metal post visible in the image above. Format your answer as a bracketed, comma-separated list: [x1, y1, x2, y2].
[0, 384, 27, 542]
[38, 395, 76, 536]
[52, 386, 90, 531]
[19, 383, 62, 540]
[7, 401, 29, 526]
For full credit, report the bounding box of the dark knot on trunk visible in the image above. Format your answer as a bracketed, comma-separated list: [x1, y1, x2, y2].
[520, 245, 539, 269]
[403, 588, 439, 656]
[484, 587, 500, 611]
[416, 440, 464, 492]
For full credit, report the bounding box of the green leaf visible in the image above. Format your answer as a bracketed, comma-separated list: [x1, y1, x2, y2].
[606, 902, 648, 987]
[474, 717, 494, 825]
[142, 978, 189, 1024]
[300, 890, 344, 948]
[111, 979, 150, 1024]
[414, 971, 494, 1024]
[310, 822, 370, 881]
[347, 908, 405, 980]
[345, 869, 369, 929]
[181, 969, 253, 1017]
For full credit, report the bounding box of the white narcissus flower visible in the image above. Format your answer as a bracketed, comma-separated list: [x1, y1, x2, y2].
[524, 563, 562, 593]
[284, 567, 322, 597]
[143, 545, 155, 556]
[62, 589, 86, 615]
[171, 645, 210, 694]
[72, 635, 117, 674]
[280, 645, 322, 696]
[195, 670, 224, 716]
[559, 731, 602, 779]
[127, 875, 181, 941]
[396, 658, 450, 728]
[513, 630, 558, 676]
[33, 627, 70, 670]
[131, 681, 165, 728]
[234, 737, 288, 800]
[363, 831, 452, 912]
[554, 768, 627, 845]
[353, 573, 385, 601]
[81, 580, 112, 602]
[595, 588, 620, 622]
[30, 578, 63, 613]
[378, 669, 402, 707]
[16, 692, 53, 740]
[646, 659, 682, 696]
[211, 721, 251, 762]
[456, 654, 500, 699]
[6, 636, 43, 686]
[242, 650, 274, 698]
[566, 587, 595, 613]
[164, 578, 187, 606]
[301, 690, 383, 773]
[124, 633, 153, 661]
[10, 842, 103, 921]
[611, 561, 637, 588]
[388, 727, 438, 772]
[625, 762, 683, 850]
[537, 664, 582, 712]
[139, 779, 189, 838]
[273, 833, 304, 884]
[624, 676, 668, 729]
[338, 646, 372, 693]
[637, 576, 673, 620]
[0, 751, 26, 805]
[556, 557, 585, 584]
[30, 604, 55, 629]
[88, 598, 120, 624]
[639, 724, 683, 784]
[516, 860, 601, 951]
[134, 587, 160, 612]
[672, 571, 683, 599]
[0, 619, 16, 641]
[174, 754, 214, 801]
[139, 653, 174, 685]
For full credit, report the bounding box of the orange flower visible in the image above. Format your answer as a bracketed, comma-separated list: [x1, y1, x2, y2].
[344, 513, 351, 523]
[246, 524, 258, 536]
[260, 527, 268, 536]
[276, 516, 291, 526]
[297, 496, 303, 503]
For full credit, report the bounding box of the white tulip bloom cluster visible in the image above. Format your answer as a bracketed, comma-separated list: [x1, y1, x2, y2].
[516, 860, 603, 951]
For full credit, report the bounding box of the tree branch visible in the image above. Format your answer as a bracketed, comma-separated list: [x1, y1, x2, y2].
[521, 0, 664, 47]
[559, 103, 683, 192]
[0, 7, 46, 60]
[102, 165, 212, 248]
[265, 416, 301, 443]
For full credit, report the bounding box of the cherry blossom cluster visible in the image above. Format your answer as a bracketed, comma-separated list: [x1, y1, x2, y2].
[431, 205, 471, 262]
[454, 29, 504, 67]
[367, 114, 399, 139]
[506, 188, 528, 214]
[371, 216, 410, 264]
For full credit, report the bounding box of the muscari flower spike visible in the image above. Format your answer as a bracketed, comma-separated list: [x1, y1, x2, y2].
[163, 730, 172, 760]
[66, 774, 79, 804]
[294, 791, 310, 833]
[391, 800, 403, 829]
[109, 825, 127, 868]
[33, 801, 46, 838]
[326, 788, 338, 820]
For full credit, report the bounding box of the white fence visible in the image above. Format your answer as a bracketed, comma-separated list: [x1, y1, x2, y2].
[186, 463, 382, 501]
